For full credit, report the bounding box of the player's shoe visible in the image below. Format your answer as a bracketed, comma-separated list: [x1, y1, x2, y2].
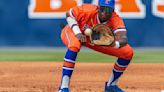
[104, 82, 125, 92]
[58, 88, 69, 92]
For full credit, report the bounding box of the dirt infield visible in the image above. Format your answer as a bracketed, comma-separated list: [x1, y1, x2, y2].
[0, 62, 164, 92]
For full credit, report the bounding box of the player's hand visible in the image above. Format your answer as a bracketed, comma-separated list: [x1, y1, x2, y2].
[76, 33, 86, 45]
[115, 31, 128, 48]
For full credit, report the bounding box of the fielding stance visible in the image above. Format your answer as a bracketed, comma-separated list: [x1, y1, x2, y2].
[59, 0, 134, 92]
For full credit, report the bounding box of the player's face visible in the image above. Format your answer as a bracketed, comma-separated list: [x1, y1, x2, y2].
[98, 6, 113, 22]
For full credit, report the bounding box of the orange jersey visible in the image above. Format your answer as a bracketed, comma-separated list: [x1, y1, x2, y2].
[68, 4, 126, 34]
[61, 4, 133, 60]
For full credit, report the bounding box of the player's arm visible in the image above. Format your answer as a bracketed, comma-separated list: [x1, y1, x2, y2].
[66, 12, 81, 35]
[66, 10, 86, 44]
[111, 13, 128, 48]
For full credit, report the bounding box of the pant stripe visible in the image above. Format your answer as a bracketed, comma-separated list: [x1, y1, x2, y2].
[64, 28, 70, 47]
[113, 68, 123, 72]
[115, 61, 127, 67]
[114, 64, 126, 71]
[63, 67, 73, 70]
[64, 58, 75, 63]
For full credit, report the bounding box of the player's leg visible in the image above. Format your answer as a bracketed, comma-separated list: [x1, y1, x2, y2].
[105, 57, 131, 92]
[59, 25, 81, 92]
[86, 44, 133, 92]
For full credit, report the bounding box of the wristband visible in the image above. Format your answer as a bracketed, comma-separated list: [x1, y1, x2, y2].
[114, 41, 120, 48]
[66, 17, 81, 35]
[72, 26, 81, 35]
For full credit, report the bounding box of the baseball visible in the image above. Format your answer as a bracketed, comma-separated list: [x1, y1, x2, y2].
[84, 28, 92, 36]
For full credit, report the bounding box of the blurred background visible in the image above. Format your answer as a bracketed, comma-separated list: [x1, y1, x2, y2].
[0, 0, 163, 62]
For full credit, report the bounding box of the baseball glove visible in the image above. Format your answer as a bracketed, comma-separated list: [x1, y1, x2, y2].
[91, 24, 115, 46]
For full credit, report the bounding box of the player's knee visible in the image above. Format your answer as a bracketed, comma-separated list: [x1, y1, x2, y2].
[68, 40, 82, 52]
[126, 49, 134, 60]
[69, 45, 81, 52]
[121, 46, 134, 60]
[69, 47, 80, 52]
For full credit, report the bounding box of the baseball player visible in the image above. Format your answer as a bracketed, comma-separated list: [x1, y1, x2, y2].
[58, 0, 134, 92]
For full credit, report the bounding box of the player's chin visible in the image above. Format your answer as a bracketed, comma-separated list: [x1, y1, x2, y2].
[101, 18, 108, 22]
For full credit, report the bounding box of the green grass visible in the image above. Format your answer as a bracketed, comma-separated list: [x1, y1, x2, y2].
[0, 49, 163, 63]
